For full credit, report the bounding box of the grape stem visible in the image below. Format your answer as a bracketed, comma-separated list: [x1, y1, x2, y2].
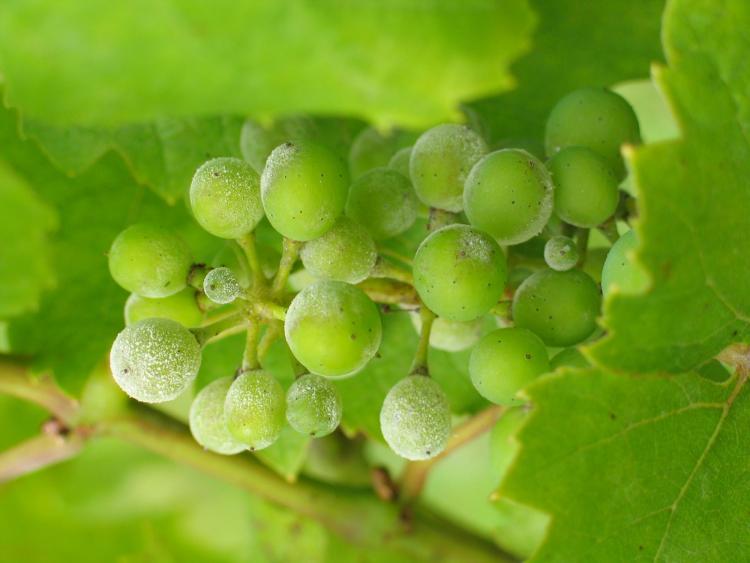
[253, 301, 287, 322]
[370, 256, 414, 285]
[191, 312, 248, 346]
[242, 320, 261, 371]
[271, 238, 302, 298]
[575, 228, 590, 267]
[597, 218, 620, 244]
[0, 427, 87, 483]
[377, 246, 413, 267]
[399, 405, 504, 504]
[410, 305, 435, 376]
[0, 362, 516, 563]
[237, 231, 266, 289]
[357, 279, 420, 308]
[427, 208, 458, 232]
[256, 322, 282, 361]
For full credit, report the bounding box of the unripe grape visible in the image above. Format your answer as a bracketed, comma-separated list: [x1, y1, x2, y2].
[224, 370, 285, 451]
[285, 281, 382, 377]
[108, 223, 192, 298]
[512, 269, 601, 347]
[261, 141, 349, 241]
[124, 289, 203, 327]
[601, 230, 649, 296]
[388, 146, 413, 179]
[190, 157, 264, 239]
[548, 146, 619, 228]
[550, 347, 590, 370]
[110, 318, 201, 403]
[544, 235, 578, 271]
[346, 167, 418, 240]
[545, 87, 640, 178]
[348, 126, 415, 178]
[300, 217, 377, 283]
[469, 328, 549, 405]
[409, 312, 483, 352]
[189, 377, 245, 455]
[410, 124, 487, 212]
[286, 373, 343, 437]
[464, 149, 554, 246]
[380, 375, 451, 461]
[203, 267, 242, 304]
[413, 224, 507, 322]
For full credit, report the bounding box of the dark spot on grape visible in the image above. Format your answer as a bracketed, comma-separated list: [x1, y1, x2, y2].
[609, 412, 617, 420]
[525, 353, 531, 360]
[426, 450, 431, 455]
[350, 334, 356, 340]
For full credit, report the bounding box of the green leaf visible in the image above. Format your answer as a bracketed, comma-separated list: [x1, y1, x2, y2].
[501, 367, 749, 561]
[0, 0, 534, 129]
[590, 0, 750, 372]
[0, 158, 56, 319]
[470, 0, 664, 148]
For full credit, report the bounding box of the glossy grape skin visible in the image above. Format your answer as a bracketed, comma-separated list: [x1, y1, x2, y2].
[409, 312, 484, 352]
[124, 289, 203, 327]
[601, 230, 648, 296]
[189, 377, 245, 455]
[190, 157, 264, 239]
[544, 236, 579, 271]
[348, 127, 416, 179]
[545, 87, 640, 178]
[388, 146, 413, 179]
[203, 267, 242, 304]
[224, 370, 285, 451]
[413, 224, 507, 322]
[512, 269, 601, 347]
[285, 281, 382, 377]
[548, 147, 619, 228]
[410, 124, 487, 212]
[110, 318, 201, 403]
[300, 217, 377, 284]
[469, 328, 549, 405]
[464, 149, 554, 246]
[261, 141, 349, 241]
[108, 224, 192, 298]
[380, 375, 451, 461]
[345, 167, 418, 240]
[286, 374, 343, 437]
[550, 347, 590, 370]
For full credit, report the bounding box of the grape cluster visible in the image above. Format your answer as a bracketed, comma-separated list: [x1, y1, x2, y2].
[107, 87, 642, 461]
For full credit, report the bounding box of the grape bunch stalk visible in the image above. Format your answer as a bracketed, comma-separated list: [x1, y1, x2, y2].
[107, 87, 643, 461]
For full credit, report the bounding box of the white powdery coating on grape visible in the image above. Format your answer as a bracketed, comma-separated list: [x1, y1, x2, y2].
[544, 236, 578, 271]
[203, 267, 242, 304]
[300, 218, 376, 284]
[260, 142, 298, 200]
[190, 157, 263, 239]
[189, 377, 245, 455]
[286, 373, 342, 436]
[455, 225, 497, 264]
[225, 371, 285, 451]
[409, 312, 483, 352]
[380, 376, 451, 461]
[110, 318, 201, 403]
[346, 168, 418, 239]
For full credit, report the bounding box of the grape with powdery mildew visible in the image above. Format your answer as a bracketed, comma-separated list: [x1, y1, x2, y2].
[300, 217, 377, 284]
[203, 267, 242, 304]
[225, 370, 286, 451]
[189, 377, 245, 455]
[544, 235, 579, 271]
[286, 373, 343, 437]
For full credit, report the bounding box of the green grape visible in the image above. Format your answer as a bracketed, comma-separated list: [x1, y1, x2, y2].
[544, 235, 579, 271]
[224, 370, 285, 451]
[545, 87, 640, 178]
[512, 269, 601, 347]
[190, 157, 264, 239]
[110, 318, 201, 403]
[348, 126, 415, 178]
[469, 327, 549, 405]
[550, 347, 590, 370]
[388, 146, 413, 179]
[286, 373, 343, 437]
[300, 217, 377, 283]
[189, 377, 245, 455]
[601, 230, 649, 296]
[464, 149, 553, 245]
[285, 280, 382, 377]
[410, 124, 487, 212]
[379, 375, 451, 461]
[203, 267, 242, 304]
[124, 288, 203, 327]
[581, 247, 608, 284]
[261, 141, 349, 241]
[345, 167, 418, 240]
[547, 146, 619, 228]
[108, 223, 192, 298]
[413, 224, 507, 322]
[409, 312, 483, 352]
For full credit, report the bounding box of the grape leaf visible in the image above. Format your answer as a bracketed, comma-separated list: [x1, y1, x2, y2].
[0, 0, 534, 129]
[590, 0, 750, 372]
[501, 367, 749, 561]
[0, 158, 56, 319]
[470, 0, 664, 148]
